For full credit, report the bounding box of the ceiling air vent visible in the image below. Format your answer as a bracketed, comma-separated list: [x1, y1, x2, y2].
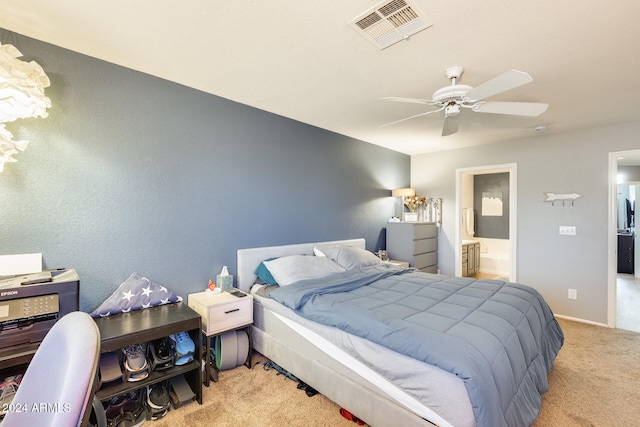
[349, 0, 432, 50]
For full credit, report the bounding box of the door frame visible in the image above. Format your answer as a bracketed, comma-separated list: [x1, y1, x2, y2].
[455, 163, 518, 280]
[607, 149, 640, 328]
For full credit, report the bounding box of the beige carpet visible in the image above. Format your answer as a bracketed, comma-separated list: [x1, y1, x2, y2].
[151, 318, 640, 426]
[532, 319, 640, 427]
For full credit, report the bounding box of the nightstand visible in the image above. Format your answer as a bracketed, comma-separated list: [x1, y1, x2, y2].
[188, 290, 253, 386]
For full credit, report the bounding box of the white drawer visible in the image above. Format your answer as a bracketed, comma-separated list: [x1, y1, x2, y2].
[188, 291, 253, 336]
[414, 223, 437, 239]
[414, 238, 437, 255]
[415, 252, 437, 270]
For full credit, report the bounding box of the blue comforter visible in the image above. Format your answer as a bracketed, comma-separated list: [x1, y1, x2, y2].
[269, 264, 564, 427]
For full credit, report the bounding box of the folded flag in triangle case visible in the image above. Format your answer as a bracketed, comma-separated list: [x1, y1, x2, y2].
[91, 272, 182, 318]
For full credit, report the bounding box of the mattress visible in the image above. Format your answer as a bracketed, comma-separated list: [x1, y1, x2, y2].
[251, 286, 476, 427]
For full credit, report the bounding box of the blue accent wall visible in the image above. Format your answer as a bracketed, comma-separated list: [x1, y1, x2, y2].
[0, 30, 409, 311]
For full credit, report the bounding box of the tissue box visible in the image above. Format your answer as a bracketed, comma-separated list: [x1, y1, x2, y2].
[216, 274, 234, 291]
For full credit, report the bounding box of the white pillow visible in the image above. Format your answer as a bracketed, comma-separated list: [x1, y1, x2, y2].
[313, 245, 383, 270]
[263, 255, 345, 286]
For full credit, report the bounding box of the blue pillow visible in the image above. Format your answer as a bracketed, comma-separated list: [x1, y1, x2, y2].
[255, 258, 278, 285]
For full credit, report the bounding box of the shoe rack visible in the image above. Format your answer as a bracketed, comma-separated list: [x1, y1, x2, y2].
[93, 302, 202, 404]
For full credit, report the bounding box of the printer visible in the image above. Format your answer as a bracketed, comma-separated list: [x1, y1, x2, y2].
[0, 269, 79, 350]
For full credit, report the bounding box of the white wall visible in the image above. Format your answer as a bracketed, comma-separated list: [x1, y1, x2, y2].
[461, 173, 475, 240]
[411, 121, 640, 325]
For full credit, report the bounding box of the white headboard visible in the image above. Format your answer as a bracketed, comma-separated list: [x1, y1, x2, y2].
[236, 238, 365, 292]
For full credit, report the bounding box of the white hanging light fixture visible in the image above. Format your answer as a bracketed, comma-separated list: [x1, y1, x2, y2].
[0, 41, 51, 172]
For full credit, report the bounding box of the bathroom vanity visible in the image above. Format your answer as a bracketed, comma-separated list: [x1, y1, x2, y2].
[462, 240, 480, 277]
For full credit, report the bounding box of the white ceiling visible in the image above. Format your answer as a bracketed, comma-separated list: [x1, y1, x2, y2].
[1, 0, 639, 155]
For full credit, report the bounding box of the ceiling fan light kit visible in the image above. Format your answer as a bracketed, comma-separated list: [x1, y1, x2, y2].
[381, 66, 549, 136]
[444, 104, 460, 117]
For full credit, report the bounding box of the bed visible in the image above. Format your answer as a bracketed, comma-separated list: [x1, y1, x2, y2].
[237, 238, 563, 427]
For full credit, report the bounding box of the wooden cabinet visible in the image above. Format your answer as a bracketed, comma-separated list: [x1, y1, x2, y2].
[617, 232, 634, 274]
[93, 302, 203, 404]
[386, 222, 438, 273]
[462, 241, 481, 277]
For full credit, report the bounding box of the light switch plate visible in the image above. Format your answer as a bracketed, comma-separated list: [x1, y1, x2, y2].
[559, 226, 576, 235]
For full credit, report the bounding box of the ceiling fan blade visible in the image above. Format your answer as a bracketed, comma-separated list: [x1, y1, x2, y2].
[474, 101, 549, 116]
[380, 96, 437, 105]
[380, 107, 445, 128]
[442, 115, 460, 136]
[466, 70, 533, 101]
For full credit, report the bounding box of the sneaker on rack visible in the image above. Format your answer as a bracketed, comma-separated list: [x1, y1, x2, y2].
[148, 337, 175, 371]
[175, 353, 194, 366]
[148, 406, 169, 421]
[145, 381, 171, 420]
[123, 344, 148, 372]
[126, 367, 150, 382]
[123, 343, 150, 382]
[146, 381, 170, 411]
[169, 332, 195, 356]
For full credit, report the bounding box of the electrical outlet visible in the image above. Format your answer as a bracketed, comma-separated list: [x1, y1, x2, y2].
[568, 289, 577, 300]
[559, 226, 577, 235]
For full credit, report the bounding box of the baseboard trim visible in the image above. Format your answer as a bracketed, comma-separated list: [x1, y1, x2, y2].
[554, 314, 609, 328]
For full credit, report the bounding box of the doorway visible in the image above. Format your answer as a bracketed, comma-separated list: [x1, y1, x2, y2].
[608, 149, 640, 331]
[455, 163, 517, 281]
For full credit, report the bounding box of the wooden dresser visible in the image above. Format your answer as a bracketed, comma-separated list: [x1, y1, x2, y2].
[386, 221, 438, 273]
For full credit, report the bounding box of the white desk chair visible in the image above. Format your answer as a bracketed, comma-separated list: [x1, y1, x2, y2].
[2, 311, 104, 427]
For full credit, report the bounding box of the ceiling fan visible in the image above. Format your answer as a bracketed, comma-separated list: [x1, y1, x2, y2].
[380, 66, 549, 136]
